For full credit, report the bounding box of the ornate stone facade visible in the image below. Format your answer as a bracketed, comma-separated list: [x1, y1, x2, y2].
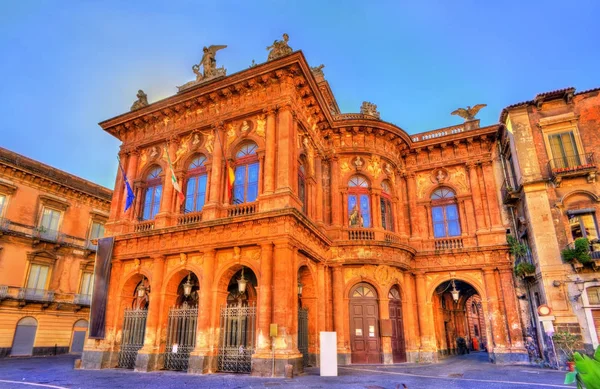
[81, 47, 527, 376]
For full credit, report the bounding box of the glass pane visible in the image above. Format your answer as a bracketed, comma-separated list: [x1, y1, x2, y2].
[186, 177, 197, 212]
[196, 175, 207, 211]
[189, 155, 206, 169]
[27, 265, 40, 289]
[148, 167, 162, 179]
[81, 273, 93, 295]
[236, 143, 258, 158]
[248, 163, 259, 184]
[247, 183, 258, 202]
[348, 195, 360, 227]
[580, 214, 599, 241]
[588, 287, 600, 305]
[446, 204, 459, 221]
[570, 215, 584, 239]
[433, 222, 446, 238]
[380, 198, 387, 230]
[360, 194, 371, 228]
[432, 206, 444, 222]
[0, 194, 5, 215]
[448, 220, 461, 236]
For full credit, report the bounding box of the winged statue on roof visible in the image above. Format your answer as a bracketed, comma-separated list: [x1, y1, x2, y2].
[192, 45, 227, 81]
[451, 104, 487, 121]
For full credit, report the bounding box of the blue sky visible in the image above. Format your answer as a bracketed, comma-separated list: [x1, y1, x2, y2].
[1, 0, 598, 189]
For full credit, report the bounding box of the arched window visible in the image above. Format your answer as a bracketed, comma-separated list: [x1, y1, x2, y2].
[431, 187, 460, 238]
[298, 162, 306, 213]
[348, 175, 371, 228]
[185, 155, 207, 213]
[232, 142, 259, 204]
[142, 167, 162, 220]
[381, 180, 394, 231]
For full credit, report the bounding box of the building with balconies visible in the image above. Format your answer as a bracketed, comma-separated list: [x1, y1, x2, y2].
[81, 38, 527, 377]
[499, 87, 600, 365]
[0, 147, 112, 357]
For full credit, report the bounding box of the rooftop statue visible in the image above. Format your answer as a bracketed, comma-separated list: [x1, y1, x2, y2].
[360, 101, 380, 119]
[267, 33, 293, 61]
[193, 45, 228, 81]
[451, 104, 487, 121]
[130, 90, 149, 111]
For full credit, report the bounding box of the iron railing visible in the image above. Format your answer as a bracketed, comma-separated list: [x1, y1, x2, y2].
[74, 294, 92, 306]
[163, 306, 198, 371]
[217, 304, 256, 373]
[548, 152, 595, 176]
[298, 307, 309, 367]
[565, 240, 600, 261]
[118, 308, 148, 369]
[18, 288, 55, 302]
[500, 179, 519, 204]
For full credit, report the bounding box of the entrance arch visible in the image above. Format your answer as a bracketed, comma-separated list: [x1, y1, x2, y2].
[388, 286, 407, 363]
[432, 279, 488, 356]
[11, 317, 37, 356]
[162, 271, 200, 371]
[349, 283, 381, 364]
[117, 274, 149, 369]
[70, 319, 88, 353]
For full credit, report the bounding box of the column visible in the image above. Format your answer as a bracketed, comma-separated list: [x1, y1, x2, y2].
[379, 296, 392, 364]
[466, 162, 486, 231]
[158, 139, 177, 215]
[482, 161, 503, 228]
[332, 265, 349, 363]
[330, 157, 342, 227]
[263, 108, 277, 194]
[189, 249, 216, 374]
[256, 243, 273, 354]
[406, 173, 420, 237]
[415, 272, 435, 362]
[126, 150, 140, 222]
[207, 126, 223, 204]
[135, 255, 166, 372]
[109, 152, 127, 221]
[275, 107, 294, 192]
[403, 273, 420, 359]
[477, 163, 492, 229]
[483, 269, 509, 358]
[314, 157, 324, 224]
[498, 269, 527, 355]
[372, 189, 381, 229]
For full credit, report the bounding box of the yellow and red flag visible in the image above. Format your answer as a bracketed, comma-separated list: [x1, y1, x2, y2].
[164, 147, 185, 204]
[227, 162, 235, 202]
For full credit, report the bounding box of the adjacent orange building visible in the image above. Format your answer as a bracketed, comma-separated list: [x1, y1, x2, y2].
[499, 87, 600, 365]
[0, 147, 112, 357]
[80, 39, 528, 376]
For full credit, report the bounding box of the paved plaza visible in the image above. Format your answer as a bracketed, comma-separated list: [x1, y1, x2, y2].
[0, 353, 572, 389]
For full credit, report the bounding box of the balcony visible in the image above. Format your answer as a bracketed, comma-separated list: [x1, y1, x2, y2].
[347, 228, 375, 241]
[434, 237, 464, 250]
[565, 239, 600, 271]
[0, 285, 7, 299]
[17, 288, 55, 303]
[548, 152, 597, 186]
[226, 202, 257, 218]
[0, 217, 10, 233]
[85, 239, 98, 251]
[74, 293, 92, 306]
[134, 220, 155, 233]
[32, 227, 65, 243]
[178, 211, 203, 225]
[501, 179, 519, 204]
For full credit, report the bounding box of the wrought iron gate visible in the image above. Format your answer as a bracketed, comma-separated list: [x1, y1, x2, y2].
[217, 304, 256, 373]
[163, 306, 198, 371]
[298, 307, 309, 367]
[118, 308, 148, 369]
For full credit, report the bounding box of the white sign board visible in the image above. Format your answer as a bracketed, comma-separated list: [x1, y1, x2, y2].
[320, 331, 338, 376]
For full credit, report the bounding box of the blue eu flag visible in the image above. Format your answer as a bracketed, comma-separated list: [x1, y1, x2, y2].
[117, 157, 135, 212]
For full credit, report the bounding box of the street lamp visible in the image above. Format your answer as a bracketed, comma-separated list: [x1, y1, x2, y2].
[183, 273, 193, 297]
[450, 279, 460, 303]
[237, 267, 248, 294]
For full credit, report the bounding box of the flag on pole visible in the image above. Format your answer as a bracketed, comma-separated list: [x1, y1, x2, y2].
[117, 157, 135, 212]
[227, 161, 236, 203]
[164, 147, 185, 203]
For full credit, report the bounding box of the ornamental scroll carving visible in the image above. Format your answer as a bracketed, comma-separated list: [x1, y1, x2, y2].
[344, 265, 403, 287]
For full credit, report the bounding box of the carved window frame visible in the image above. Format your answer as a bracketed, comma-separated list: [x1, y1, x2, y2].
[0, 179, 17, 219]
[184, 155, 208, 213]
[36, 195, 69, 233]
[24, 251, 57, 290]
[539, 114, 585, 166]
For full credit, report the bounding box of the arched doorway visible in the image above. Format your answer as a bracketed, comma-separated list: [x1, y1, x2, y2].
[163, 271, 200, 371]
[118, 275, 150, 369]
[217, 266, 257, 373]
[349, 283, 381, 364]
[70, 319, 88, 353]
[433, 279, 487, 357]
[297, 264, 315, 368]
[11, 317, 38, 356]
[389, 286, 406, 363]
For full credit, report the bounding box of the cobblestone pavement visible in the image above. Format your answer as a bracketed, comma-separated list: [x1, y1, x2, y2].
[0, 352, 572, 389]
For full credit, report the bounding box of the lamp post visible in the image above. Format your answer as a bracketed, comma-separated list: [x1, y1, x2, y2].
[237, 267, 248, 294]
[297, 281, 303, 296]
[137, 277, 146, 298]
[450, 279, 460, 303]
[183, 273, 193, 297]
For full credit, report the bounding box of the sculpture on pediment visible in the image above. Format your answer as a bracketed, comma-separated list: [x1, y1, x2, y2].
[360, 101, 380, 119]
[451, 104, 487, 121]
[311, 64, 325, 78]
[193, 45, 227, 81]
[130, 90, 149, 111]
[267, 33, 293, 61]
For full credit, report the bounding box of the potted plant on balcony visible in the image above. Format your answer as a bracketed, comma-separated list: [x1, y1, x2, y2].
[514, 262, 536, 279]
[562, 238, 592, 269]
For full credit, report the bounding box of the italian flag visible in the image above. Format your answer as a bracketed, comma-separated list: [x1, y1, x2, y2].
[227, 162, 235, 202]
[164, 147, 185, 204]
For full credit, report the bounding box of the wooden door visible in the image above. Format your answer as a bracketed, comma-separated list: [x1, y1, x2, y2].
[389, 288, 406, 363]
[350, 284, 381, 364]
[592, 309, 600, 343]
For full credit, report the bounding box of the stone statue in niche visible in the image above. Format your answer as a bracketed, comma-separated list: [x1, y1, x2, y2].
[353, 156, 364, 170]
[255, 115, 266, 138]
[349, 206, 364, 228]
[149, 146, 159, 159]
[130, 90, 149, 111]
[192, 133, 201, 146]
[205, 131, 215, 153]
[240, 120, 251, 133]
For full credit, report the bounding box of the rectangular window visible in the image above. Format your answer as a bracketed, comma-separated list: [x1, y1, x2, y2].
[233, 165, 246, 203]
[185, 177, 197, 212]
[359, 194, 371, 228]
[89, 222, 105, 240]
[446, 204, 461, 237]
[80, 272, 93, 296]
[195, 175, 207, 211]
[247, 162, 259, 202]
[569, 213, 599, 241]
[27, 264, 49, 291]
[40, 208, 61, 231]
[432, 206, 446, 238]
[0, 194, 6, 216]
[549, 131, 580, 168]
